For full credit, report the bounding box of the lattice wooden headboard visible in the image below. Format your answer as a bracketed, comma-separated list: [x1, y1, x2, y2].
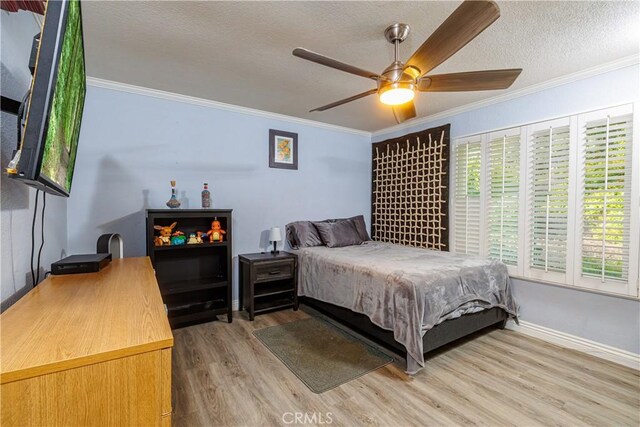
[371, 124, 450, 250]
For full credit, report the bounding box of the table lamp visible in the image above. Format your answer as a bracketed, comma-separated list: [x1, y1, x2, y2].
[269, 227, 282, 255]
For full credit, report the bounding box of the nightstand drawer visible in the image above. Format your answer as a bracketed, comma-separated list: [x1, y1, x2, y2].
[255, 261, 294, 282]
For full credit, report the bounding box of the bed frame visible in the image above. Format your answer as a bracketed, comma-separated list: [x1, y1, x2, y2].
[301, 296, 508, 357]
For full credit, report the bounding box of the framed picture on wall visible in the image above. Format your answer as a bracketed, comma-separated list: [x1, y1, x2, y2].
[269, 129, 298, 170]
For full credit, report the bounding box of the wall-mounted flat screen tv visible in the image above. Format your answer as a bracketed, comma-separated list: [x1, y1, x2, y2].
[8, 0, 86, 197]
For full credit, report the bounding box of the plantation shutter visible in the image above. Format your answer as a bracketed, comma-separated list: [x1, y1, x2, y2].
[486, 129, 521, 267]
[579, 109, 634, 287]
[453, 139, 482, 255]
[450, 104, 637, 296]
[528, 121, 571, 276]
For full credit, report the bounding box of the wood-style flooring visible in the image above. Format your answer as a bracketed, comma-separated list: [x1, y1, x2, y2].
[172, 309, 640, 427]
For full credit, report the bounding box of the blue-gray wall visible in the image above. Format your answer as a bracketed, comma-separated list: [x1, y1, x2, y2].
[4, 7, 637, 359]
[67, 86, 371, 302]
[1, 11, 68, 309]
[373, 63, 640, 355]
[511, 278, 639, 353]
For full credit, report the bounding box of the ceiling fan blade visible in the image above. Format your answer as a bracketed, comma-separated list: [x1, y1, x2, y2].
[406, 0, 500, 76]
[293, 48, 382, 81]
[310, 89, 378, 112]
[392, 101, 416, 124]
[419, 69, 522, 92]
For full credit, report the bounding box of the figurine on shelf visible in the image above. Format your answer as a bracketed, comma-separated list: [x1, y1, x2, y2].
[171, 231, 187, 245]
[201, 183, 211, 208]
[166, 180, 181, 209]
[153, 222, 177, 246]
[187, 233, 199, 244]
[206, 218, 226, 242]
[195, 231, 204, 243]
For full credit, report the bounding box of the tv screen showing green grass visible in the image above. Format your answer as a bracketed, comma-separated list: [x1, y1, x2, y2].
[40, 0, 86, 193]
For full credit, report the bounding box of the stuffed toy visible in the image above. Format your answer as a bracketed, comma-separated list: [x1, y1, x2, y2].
[206, 219, 226, 242]
[171, 231, 187, 246]
[154, 222, 177, 246]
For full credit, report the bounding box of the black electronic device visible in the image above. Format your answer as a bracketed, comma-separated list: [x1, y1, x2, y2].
[51, 253, 112, 275]
[6, 0, 86, 197]
[28, 33, 41, 75]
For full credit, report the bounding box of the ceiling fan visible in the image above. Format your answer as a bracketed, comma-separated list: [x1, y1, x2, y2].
[293, 0, 522, 124]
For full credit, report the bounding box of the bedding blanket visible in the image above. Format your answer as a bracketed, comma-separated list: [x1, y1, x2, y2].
[297, 242, 518, 374]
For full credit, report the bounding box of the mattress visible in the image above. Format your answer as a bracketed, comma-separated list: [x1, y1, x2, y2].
[296, 241, 518, 374]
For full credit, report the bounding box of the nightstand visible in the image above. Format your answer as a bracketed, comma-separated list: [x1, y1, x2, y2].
[239, 252, 298, 321]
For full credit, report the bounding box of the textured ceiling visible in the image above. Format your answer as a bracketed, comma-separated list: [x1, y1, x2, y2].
[82, 1, 640, 132]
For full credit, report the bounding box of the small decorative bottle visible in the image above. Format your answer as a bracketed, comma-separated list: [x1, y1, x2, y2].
[201, 183, 211, 208]
[166, 180, 181, 209]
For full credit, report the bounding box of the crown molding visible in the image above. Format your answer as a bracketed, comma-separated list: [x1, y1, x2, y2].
[372, 54, 640, 140]
[87, 54, 638, 141]
[85, 77, 372, 138]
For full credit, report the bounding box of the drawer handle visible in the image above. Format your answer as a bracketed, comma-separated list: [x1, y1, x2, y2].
[268, 270, 280, 275]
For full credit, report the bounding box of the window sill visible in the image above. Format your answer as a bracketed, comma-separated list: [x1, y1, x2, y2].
[509, 274, 640, 302]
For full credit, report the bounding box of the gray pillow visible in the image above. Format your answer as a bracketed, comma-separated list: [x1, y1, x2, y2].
[285, 221, 323, 249]
[322, 215, 371, 241]
[313, 220, 363, 248]
[344, 215, 370, 241]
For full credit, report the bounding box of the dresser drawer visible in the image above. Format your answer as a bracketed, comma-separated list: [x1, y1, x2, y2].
[255, 260, 294, 282]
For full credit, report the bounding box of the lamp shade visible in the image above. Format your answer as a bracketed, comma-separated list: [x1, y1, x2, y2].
[379, 82, 416, 106]
[269, 227, 282, 242]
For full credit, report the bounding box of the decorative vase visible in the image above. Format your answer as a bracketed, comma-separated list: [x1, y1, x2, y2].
[166, 180, 181, 209]
[201, 183, 211, 208]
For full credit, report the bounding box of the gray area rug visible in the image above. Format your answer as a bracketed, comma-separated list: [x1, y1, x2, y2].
[253, 317, 393, 393]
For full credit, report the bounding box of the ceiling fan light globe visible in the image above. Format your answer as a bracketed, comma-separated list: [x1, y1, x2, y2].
[379, 84, 415, 106]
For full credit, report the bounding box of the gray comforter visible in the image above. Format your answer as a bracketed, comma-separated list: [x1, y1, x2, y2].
[297, 241, 518, 374]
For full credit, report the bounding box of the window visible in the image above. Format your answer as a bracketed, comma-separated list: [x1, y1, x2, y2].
[576, 105, 637, 295]
[525, 118, 573, 283]
[453, 138, 483, 255]
[451, 105, 639, 297]
[486, 129, 522, 269]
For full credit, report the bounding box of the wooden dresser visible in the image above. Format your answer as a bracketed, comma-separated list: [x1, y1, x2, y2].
[0, 257, 174, 426]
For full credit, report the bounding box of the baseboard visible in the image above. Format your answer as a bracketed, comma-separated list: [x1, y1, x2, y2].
[506, 319, 639, 370]
[232, 299, 239, 311]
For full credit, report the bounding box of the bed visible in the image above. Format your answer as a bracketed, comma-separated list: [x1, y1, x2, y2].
[295, 241, 518, 374]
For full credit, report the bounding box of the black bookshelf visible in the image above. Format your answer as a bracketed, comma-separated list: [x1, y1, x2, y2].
[146, 209, 233, 328]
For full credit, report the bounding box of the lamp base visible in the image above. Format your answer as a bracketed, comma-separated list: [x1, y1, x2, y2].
[271, 241, 279, 255]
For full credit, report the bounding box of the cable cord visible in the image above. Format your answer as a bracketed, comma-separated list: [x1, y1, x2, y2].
[30, 190, 40, 287]
[16, 90, 30, 148]
[36, 192, 46, 285]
